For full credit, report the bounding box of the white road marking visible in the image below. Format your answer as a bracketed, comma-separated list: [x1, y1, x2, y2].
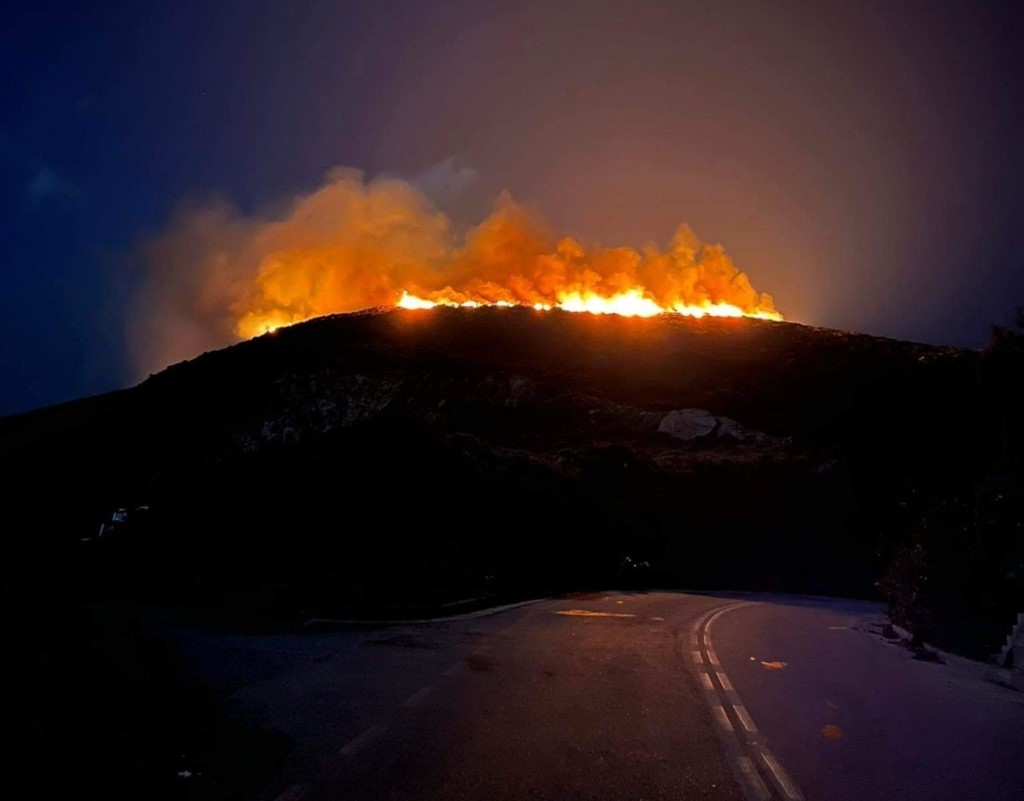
[338, 722, 388, 756]
[687, 600, 805, 801]
[733, 704, 757, 734]
[760, 748, 804, 801]
[401, 685, 434, 708]
[711, 704, 734, 732]
[705, 605, 737, 635]
[738, 756, 772, 801]
[272, 784, 310, 801]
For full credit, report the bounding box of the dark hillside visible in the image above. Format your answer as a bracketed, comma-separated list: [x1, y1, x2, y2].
[1, 307, 995, 614]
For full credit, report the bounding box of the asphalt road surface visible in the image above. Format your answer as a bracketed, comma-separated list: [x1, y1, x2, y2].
[171, 593, 1024, 800]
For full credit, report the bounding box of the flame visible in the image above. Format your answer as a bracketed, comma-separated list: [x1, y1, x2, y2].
[226, 178, 784, 338]
[133, 169, 784, 374]
[558, 289, 663, 317]
[396, 291, 441, 310]
[396, 287, 782, 321]
[240, 310, 299, 336]
[247, 271, 784, 335]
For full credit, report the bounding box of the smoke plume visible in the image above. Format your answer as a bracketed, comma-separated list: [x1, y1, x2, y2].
[130, 167, 779, 377]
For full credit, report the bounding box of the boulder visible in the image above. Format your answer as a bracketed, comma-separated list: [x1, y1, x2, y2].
[657, 409, 717, 440]
[658, 409, 777, 446]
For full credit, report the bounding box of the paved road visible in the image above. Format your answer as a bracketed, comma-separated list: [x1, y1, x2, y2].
[170, 593, 1024, 800]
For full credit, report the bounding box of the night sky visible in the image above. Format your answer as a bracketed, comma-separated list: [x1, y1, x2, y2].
[2, 0, 1022, 414]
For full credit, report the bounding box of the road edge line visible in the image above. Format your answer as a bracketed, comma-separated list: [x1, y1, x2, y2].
[690, 601, 805, 801]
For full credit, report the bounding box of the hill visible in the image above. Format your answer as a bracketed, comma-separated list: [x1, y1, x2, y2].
[4, 306, 1007, 620]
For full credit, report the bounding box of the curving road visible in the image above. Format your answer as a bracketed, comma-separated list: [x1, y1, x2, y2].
[170, 592, 1024, 800]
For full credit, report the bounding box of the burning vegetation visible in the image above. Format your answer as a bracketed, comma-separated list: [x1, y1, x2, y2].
[132, 168, 780, 374]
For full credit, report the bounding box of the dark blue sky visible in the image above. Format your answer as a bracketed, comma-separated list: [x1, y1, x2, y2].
[2, 0, 1022, 413]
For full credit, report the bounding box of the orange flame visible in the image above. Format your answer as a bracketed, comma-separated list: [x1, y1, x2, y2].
[228, 178, 782, 339]
[393, 288, 781, 321]
[133, 169, 782, 373]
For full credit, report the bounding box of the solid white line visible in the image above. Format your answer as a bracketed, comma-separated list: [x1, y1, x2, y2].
[706, 603, 745, 635]
[338, 722, 388, 756]
[738, 756, 771, 801]
[700, 672, 715, 691]
[691, 600, 807, 801]
[733, 704, 757, 734]
[760, 748, 804, 800]
[692, 650, 704, 664]
[401, 685, 434, 708]
[711, 704, 734, 732]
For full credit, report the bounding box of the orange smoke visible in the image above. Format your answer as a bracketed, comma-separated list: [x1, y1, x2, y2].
[131, 168, 780, 374]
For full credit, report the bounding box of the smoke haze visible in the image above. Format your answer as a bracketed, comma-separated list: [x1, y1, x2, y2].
[130, 168, 778, 376]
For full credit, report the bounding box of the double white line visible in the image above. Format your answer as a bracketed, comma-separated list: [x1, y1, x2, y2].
[690, 602, 804, 801]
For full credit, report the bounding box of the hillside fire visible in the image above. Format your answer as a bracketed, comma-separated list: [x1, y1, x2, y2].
[225, 175, 783, 339]
[396, 288, 782, 320]
[134, 170, 782, 365]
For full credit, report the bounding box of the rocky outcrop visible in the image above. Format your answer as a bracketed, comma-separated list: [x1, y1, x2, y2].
[657, 409, 717, 440]
[232, 370, 540, 448]
[658, 408, 773, 445]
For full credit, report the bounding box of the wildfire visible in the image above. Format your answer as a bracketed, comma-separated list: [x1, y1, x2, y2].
[394, 288, 782, 320]
[134, 168, 784, 374]
[557, 289, 663, 317]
